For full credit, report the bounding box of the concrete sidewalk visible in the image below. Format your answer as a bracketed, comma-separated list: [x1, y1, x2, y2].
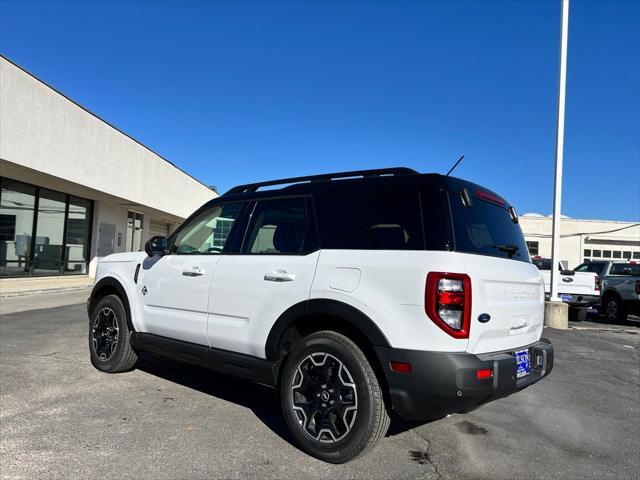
[0, 275, 93, 297]
[0, 289, 90, 315]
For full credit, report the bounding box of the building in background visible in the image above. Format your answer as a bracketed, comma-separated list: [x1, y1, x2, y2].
[520, 213, 640, 269]
[0, 56, 217, 278]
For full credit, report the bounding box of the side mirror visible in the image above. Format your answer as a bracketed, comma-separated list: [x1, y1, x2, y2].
[145, 236, 167, 256]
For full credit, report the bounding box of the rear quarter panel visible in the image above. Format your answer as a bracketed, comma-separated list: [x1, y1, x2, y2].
[311, 250, 470, 352]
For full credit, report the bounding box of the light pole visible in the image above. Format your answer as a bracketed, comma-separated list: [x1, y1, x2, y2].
[549, 0, 570, 302]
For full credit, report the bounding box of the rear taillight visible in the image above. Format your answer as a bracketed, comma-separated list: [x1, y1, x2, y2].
[425, 272, 472, 339]
[635, 280, 640, 295]
[595, 275, 601, 292]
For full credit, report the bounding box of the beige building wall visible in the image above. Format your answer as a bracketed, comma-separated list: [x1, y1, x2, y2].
[0, 56, 217, 278]
[520, 214, 640, 269]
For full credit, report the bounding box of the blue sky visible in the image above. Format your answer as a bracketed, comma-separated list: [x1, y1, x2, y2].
[1, 0, 638, 221]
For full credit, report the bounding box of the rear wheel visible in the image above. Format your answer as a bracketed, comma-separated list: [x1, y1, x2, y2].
[603, 294, 627, 323]
[280, 331, 389, 463]
[89, 294, 137, 373]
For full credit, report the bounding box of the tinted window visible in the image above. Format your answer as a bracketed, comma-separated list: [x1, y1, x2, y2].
[574, 262, 606, 275]
[172, 203, 242, 254]
[315, 192, 424, 250]
[609, 263, 640, 275]
[449, 190, 529, 262]
[243, 197, 315, 254]
[532, 258, 553, 270]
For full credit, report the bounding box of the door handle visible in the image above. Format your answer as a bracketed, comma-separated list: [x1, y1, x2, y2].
[264, 270, 296, 282]
[183, 266, 205, 277]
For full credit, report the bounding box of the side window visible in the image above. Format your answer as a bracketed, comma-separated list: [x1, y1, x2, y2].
[315, 192, 424, 250]
[243, 197, 315, 255]
[171, 203, 242, 254]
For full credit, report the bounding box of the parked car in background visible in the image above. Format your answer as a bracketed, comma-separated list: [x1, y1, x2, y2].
[531, 256, 600, 321]
[574, 261, 640, 322]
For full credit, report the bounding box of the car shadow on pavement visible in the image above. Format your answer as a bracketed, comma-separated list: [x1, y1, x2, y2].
[580, 310, 640, 328]
[135, 351, 430, 443]
[135, 352, 296, 447]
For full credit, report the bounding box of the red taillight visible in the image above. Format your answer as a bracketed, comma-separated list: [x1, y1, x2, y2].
[595, 275, 601, 292]
[476, 368, 493, 380]
[390, 361, 412, 373]
[425, 272, 472, 339]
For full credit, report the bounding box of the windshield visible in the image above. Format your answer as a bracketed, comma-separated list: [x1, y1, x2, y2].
[449, 189, 529, 262]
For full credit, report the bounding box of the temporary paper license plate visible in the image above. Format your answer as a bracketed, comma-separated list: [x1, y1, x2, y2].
[514, 349, 531, 378]
[560, 293, 573, 303]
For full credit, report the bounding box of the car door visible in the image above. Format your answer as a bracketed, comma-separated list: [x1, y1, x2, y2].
[135, 202, 245, 345]
[207, 196, 320, 357]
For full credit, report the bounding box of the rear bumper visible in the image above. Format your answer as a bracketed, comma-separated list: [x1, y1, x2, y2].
[375, 339, 554, 421]
[544, 293, 600, 308]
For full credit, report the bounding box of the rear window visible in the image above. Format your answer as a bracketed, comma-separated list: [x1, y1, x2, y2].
[609, 263, 640, 275]
[314, 192, 424, 250]
[449, 189, 529, 262]
[575, 262, 607, 275]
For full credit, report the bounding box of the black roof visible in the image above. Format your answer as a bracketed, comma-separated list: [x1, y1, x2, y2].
[201, 167, 511, 210]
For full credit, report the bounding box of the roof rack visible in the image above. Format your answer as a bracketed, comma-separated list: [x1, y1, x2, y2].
[224, 167, 418, 195]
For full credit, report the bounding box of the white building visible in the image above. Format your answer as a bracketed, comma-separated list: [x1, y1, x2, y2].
[520, 214, 640, 269]
[0, 56, 217, 279]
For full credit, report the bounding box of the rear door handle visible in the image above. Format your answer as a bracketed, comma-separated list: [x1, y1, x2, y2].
[264, 270, 296, 282]
[183, 266, 205, 277]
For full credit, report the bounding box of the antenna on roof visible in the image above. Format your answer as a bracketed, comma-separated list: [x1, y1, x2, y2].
[446, 155, 465, 176]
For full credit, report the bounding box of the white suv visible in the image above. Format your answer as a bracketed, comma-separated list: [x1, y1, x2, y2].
[87, 167, 553, 463]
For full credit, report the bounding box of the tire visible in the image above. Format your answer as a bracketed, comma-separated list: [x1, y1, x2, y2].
[280, 331, 390, 464]
[569, 307, 588, 322]
[603, 294, 627, 323]
[89, 294, 138, 373]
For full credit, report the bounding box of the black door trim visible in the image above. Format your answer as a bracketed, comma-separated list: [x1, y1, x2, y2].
[131, 332, 278, 387]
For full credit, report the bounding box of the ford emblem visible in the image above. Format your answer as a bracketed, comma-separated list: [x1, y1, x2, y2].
[478, 313, 491, 323]
[562, 277, 573, 283]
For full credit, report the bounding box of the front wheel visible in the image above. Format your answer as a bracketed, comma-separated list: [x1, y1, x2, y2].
[89, 294, 138, 373]
[280, 331, 389, 464]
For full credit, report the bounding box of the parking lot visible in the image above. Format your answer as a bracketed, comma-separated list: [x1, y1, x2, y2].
[1, 297, 639, 480]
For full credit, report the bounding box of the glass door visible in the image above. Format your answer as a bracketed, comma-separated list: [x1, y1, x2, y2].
[32, 189, 66, 275]
[127, 211, 144, 252]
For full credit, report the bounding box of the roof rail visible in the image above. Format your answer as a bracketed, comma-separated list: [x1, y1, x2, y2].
[224, 167, 418, 195]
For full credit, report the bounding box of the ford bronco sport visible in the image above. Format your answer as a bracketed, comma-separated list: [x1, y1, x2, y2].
[87, 167, 553, 463]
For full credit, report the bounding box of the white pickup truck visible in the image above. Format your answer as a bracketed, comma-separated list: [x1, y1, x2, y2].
[532, 257, 601, 321]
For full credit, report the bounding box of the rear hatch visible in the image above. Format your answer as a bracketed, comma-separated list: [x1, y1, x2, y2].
[447, 181, 545, 354]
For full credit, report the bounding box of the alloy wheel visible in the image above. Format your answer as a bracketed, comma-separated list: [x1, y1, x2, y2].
[291, 352, 358, 443]
[92, 307, 120, 361]
[606, 299, 618, 320]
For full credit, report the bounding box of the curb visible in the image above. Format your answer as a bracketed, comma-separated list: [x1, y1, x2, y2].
[569, 326, 639, 334]
[0, 286, 92, 298]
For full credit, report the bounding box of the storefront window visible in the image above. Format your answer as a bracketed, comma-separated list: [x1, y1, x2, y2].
[0, 179, 36, 276]
[0, 177, 92, 277]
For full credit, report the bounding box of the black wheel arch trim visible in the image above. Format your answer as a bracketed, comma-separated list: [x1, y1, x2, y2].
[88, 276, 135, 332]
[264, 299, 391, 361]
[602, 288, 622, 299]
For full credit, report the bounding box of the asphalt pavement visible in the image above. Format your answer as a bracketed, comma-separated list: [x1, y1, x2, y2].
[1, 301, 639, 479]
